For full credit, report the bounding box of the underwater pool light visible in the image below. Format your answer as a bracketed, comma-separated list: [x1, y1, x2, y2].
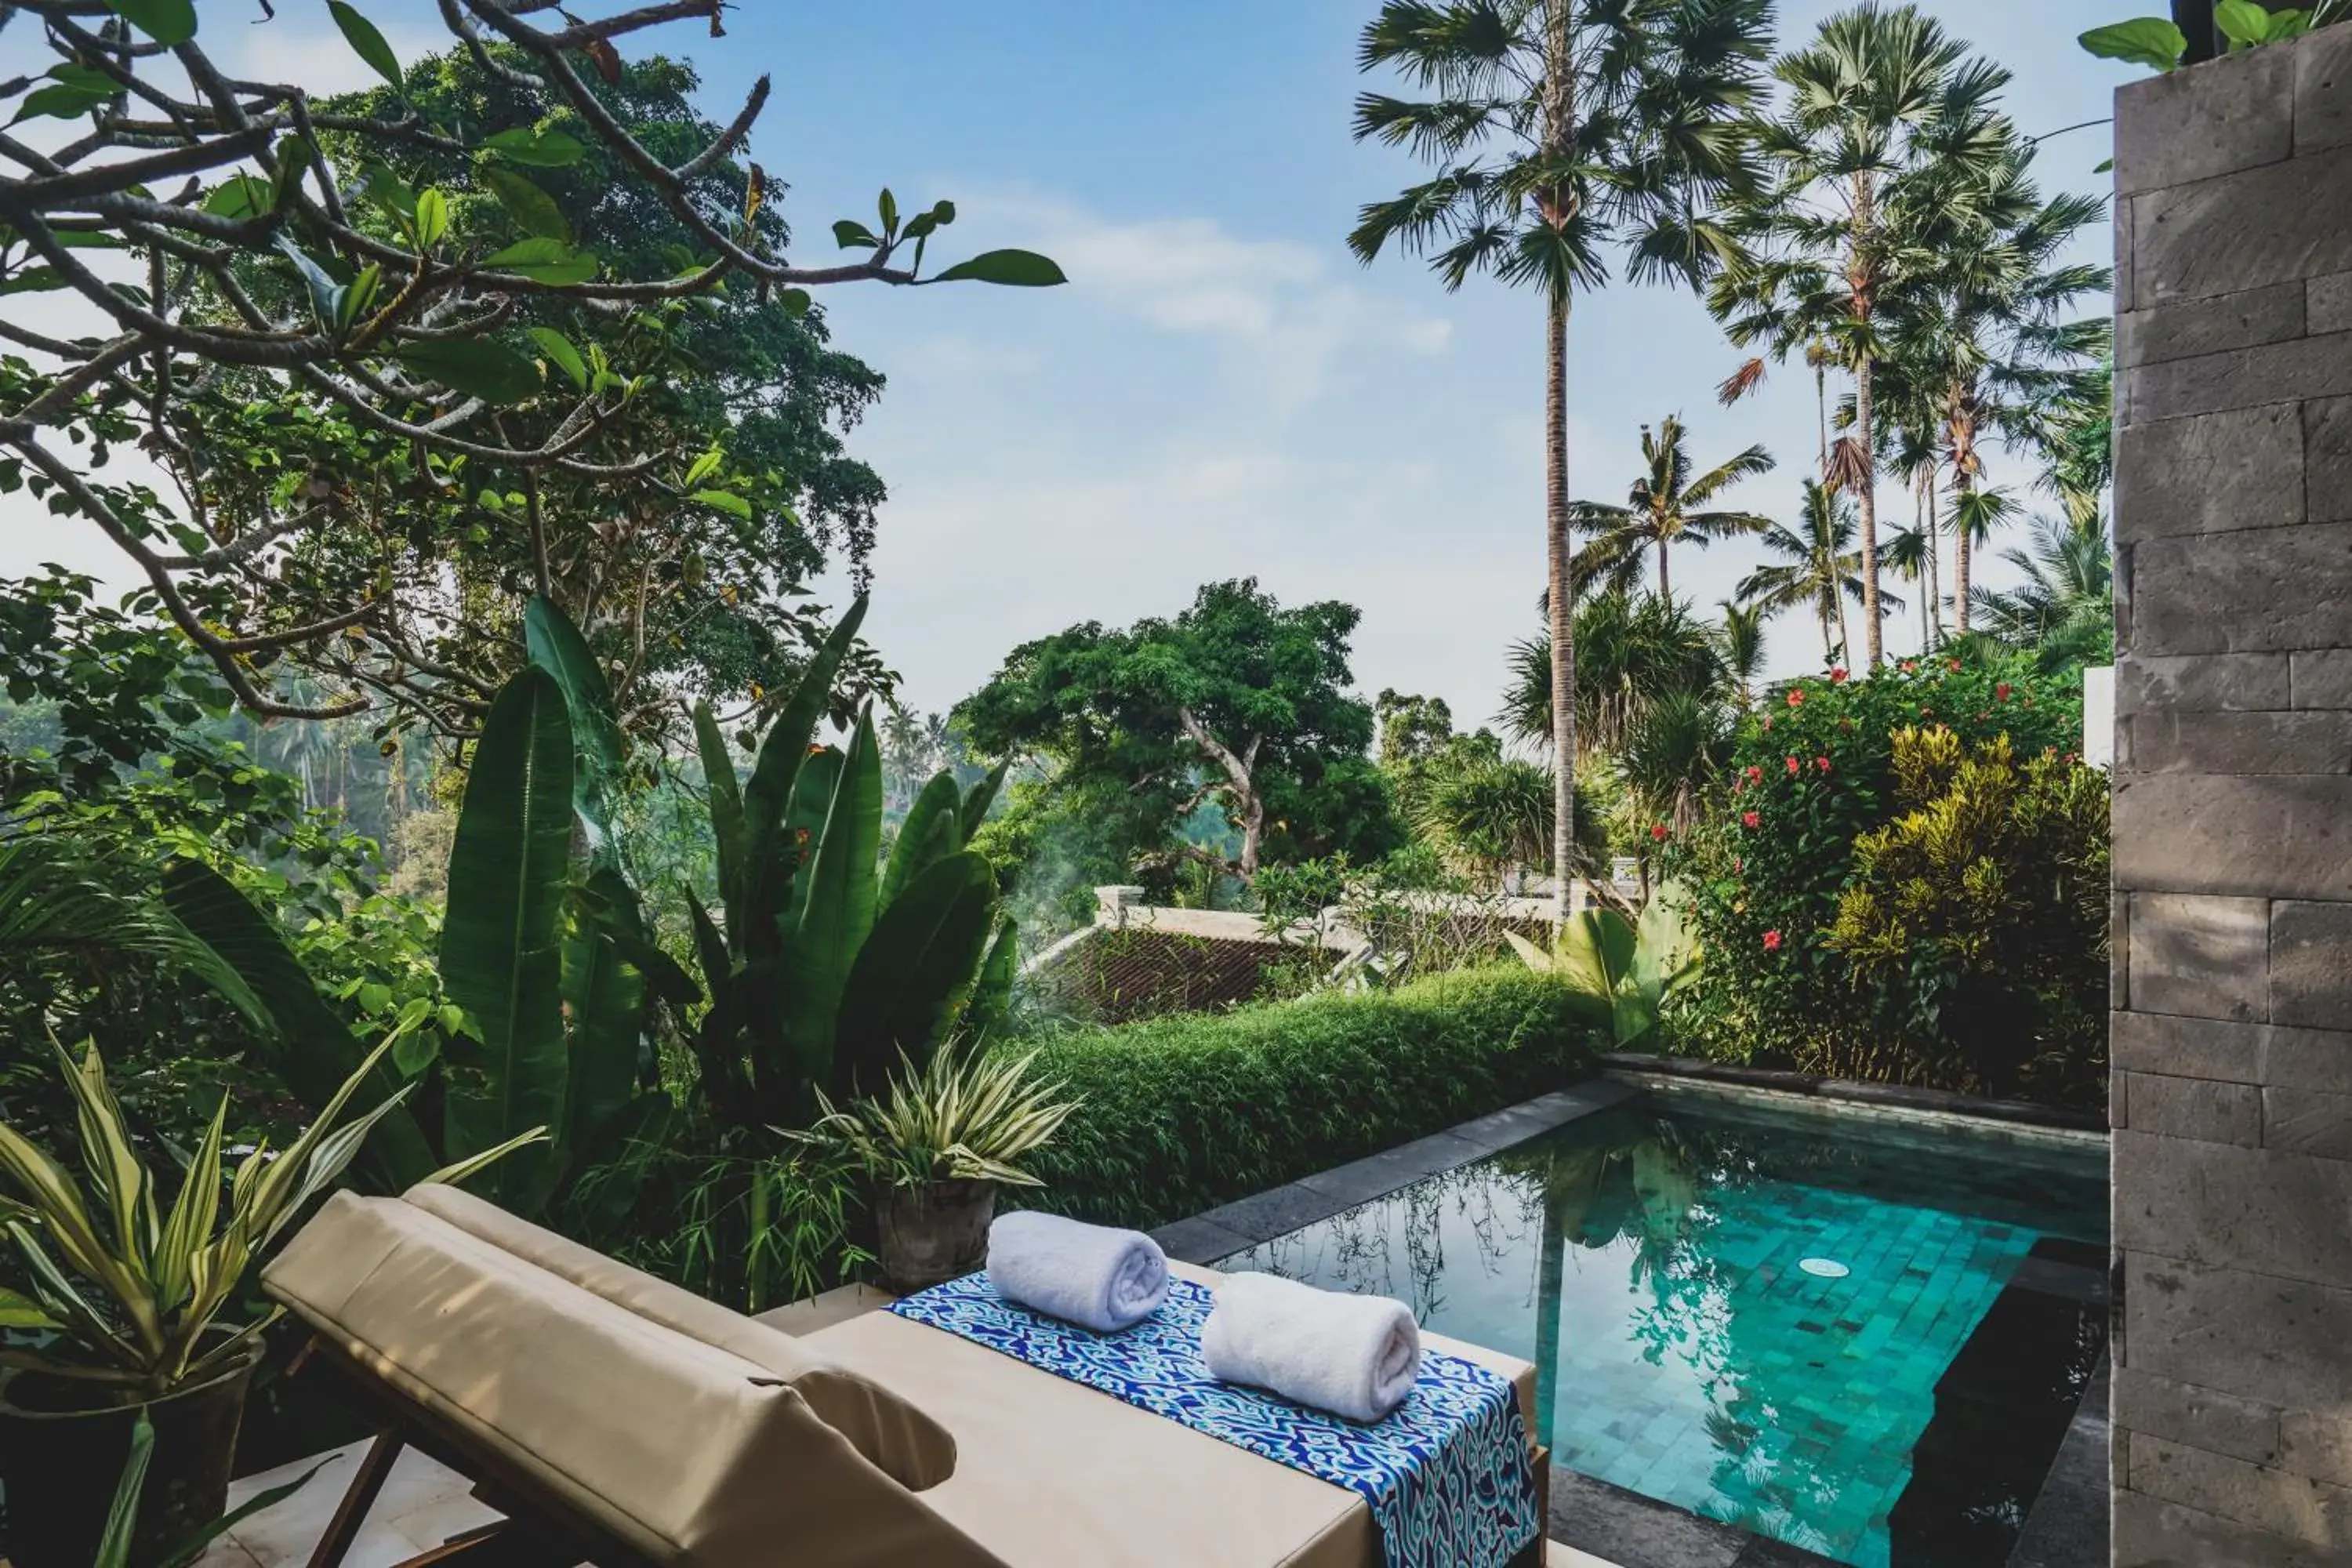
[1798, 1257, 1850, 1279]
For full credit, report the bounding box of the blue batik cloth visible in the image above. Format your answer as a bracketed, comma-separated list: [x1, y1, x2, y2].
[888, 1272, 1541, 1568]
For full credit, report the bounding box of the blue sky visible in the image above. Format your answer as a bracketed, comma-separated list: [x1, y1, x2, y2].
[2, 2, 2144, 731]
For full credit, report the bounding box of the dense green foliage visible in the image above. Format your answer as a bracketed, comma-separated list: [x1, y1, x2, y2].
[1011, 967, 1600, 1229]
[1662, 656, 2102, 1105]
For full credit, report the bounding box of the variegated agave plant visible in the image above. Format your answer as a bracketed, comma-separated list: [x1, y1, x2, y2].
[0, 1028, 543, 1403]
[793, 1044, 1078, 1192]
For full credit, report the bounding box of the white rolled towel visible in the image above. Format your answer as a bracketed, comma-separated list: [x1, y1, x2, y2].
[985, 1210, 1169, 1332]
[1201, 1271, 1423, 1424]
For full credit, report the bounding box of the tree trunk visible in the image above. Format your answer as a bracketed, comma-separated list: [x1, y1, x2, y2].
[1924, 470, 1943, 645]
[1543, 0, 1577, 922]
[1815, 362, 1828, 476]
[1657, 538, 1669, 603]
[1177, 708, 1265, 880]
[1954, 475, 1974, 637]
[1854, 354, 1882, 666]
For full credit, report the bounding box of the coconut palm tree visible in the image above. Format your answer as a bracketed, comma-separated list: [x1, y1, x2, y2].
[1878, 126, 2111, 635]
[1739, 481, 1882, 665]
[1881, 521, 1934, 651]
[1570, 416, 1777, 601]
[1971, 509, 2114, 671]
[1714, 600, 1766, 710]
[1349, 0, 1773, 916]
[1710, 2, 2009, 667]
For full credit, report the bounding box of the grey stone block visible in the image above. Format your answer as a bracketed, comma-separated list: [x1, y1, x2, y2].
[2113, 1486, 2352, 1568]
[2130, 142, 2352, 307]
[2114, 891, 2132, 1015]
[2126, 1251, 2352, 1409]
[2114, 773, 2352, 900]
[2272, 901, 2352, 1029]
[2127, 330, 2352, 424]
[2115, 1130, 2352, 1289]
[1186, 1181, 1352, 1247]
[2311, 397, 2352, 524]
[2127, 711, 2352, 775]
[2130, 1432, 2352, 1550]
[1149, 1214, 1252, 1266]
[2115, 45, 2294, 199]
[2296, 650, 2352, 710]
[2285, 1412, 2352, 1490]
[2115, 404, 2303, 541]
[2267, 1086, 2352, 1163]
[2120, 281, 2306, 368]
[2259, 1021, 2352, 1091]
[2114, 1367, 2283, 1465]
[2118, 195, 2136, 320]
[2118, 652, 2292, 714]
[2112, 1009, 2262, 1083]
[2299, 20, 2352, 154]
[2315, 272, 2352, 338]
[2112, 1064, 2130, 1130]
[2128, 525, 2352, 657]
[2125, 1072, 2264, 1145]
[2129, 891, 2271, 1021]
[1290, 1130, 1485, 1211]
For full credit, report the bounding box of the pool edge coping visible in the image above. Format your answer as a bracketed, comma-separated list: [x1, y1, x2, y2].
[1596, 1055, 2108, 1149]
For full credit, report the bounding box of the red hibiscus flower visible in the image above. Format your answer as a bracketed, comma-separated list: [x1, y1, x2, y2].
[1787, 688, 1806, 706]
[1742, 811, 1761, 829]
[1762, 930, 1783, 952]
[1996, 682, 2013, 701]
[1650, 822, 1669, 842]
[1948, 659, 1962, 673]
[1830, 666, 1848, 683]
[1786, 756, 1801, 775]
[1744, 764, 1762, 783]
[1815, 756, 1831, 773]
[1901, 659, 1918, 674]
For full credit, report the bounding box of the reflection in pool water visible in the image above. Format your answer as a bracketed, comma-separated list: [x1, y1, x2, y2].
[1218, 1094, 2108, 1568]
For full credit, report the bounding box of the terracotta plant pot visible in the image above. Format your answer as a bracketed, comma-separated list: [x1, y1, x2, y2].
[0, 1334, 263, 1568]
[874, 1178, 996, 1293]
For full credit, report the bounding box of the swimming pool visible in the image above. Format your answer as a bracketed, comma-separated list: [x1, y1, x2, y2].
[1217, 1090, 2108, 1568]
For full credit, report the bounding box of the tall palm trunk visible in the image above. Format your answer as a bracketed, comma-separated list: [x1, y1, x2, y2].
[1853, 353, 1882, 666]
[1657, 537, 1670, 603]
[1953, 473, 1975, 637]
[1542, 0, 1576, 921]
[1925, 472, 1943, 644]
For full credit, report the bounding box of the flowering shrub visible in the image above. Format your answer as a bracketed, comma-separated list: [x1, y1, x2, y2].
[1662, 655, 2097, 1104]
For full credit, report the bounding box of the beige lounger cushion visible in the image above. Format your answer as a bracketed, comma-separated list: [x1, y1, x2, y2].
[265, 1189, 1008, 1568]
[797, 1259, 1541, 1568]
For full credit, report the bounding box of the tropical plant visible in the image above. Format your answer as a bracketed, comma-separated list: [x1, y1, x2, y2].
[95, 1412, 322, 1568]
[1504, 590, 1726, 759]
[0, 1030, 536, 1401]
[1620, 690, 1735, 839]
[1414, 744, 1607, 884]
[1875, 123, 2110, 636]
[796, 1044, 1077, 1193]
[1504, 885, 1700, 1048]
[2080, 2, 2345, 72]
[684, 597, 1018, 1135]
[1570, 416, 1777, 600]
[1739, 481, 1875, 664]
[1970, 510, 2116, 672]
[1712, 2, 2010, 666]
[1348, 0, 1774, 915]
[1714, 601, 1768, 710]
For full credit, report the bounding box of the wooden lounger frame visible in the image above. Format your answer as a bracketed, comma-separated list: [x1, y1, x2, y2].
[291, 1332, 1555, 1568]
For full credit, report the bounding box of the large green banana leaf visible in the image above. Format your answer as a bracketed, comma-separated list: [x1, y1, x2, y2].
[524, 594, 628, 872]
[960, 760, 1008, 840]
[558, 926, 646, 1177]
[833, 850, 1000, 1096]
[691, 699, 746, 913]
[771, 711, 883, 1113]
[161, 861, 437, 1191]
[881, 771, 964, 912]
[963, 916, 1021, 1044]
[439, 667, 574, 1210]
[739, 595, 867, 943]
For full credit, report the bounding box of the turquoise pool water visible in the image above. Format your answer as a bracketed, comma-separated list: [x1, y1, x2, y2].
[1218, 1091, 2108, 1568]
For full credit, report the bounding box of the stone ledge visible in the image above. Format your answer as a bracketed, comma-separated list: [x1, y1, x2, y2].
[1592, 1054, 2106, 1136]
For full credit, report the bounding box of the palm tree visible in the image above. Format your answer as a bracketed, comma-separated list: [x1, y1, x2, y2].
[1970, 509, 2114, 671]
[1502, 590, 1724, 760]
[1350, 0, 1772, 916]
[1710, 2, 2008, 667]
[1620, 690, 1733, 837]
[1570, 416, 1776, 601]
[1880, 522, 1933, 651]
[1878, 125, 2110, 635]
[1739, 481, 1879, 665]
[1713, 600, 1766, 710]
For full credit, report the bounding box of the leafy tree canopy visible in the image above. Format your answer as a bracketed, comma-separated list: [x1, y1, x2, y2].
[957, 579, 1399, 883]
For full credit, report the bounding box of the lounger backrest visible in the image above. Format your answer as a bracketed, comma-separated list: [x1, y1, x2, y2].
[265, 1190, 1011, 1568]
[398, 1182, 953, 1492]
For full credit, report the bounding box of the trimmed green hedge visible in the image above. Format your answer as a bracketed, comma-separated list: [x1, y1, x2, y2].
[1011, 966, 1601, 1229]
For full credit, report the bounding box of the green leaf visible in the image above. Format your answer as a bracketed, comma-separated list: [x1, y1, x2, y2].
[161, 862, 436, 1190]
[483, 167, 572, 242]
[832, 219, 879, 250]
[2078, 17, 2187, 70]
[689, 488, 753, 518]
[878, 187, 899, 236]
[154, 1461, 333, 1568]
[203, 174, 271, 219]
[96, 1409, 156, 1568]
[438, 667, 574, 1214]
[960, 759, 1008, 840]
[414, 188, 449, 248]
[102, 0, 196, 46]
[931, 249, 1068, 287]
[481, 127, 587, 167]
[11, 82, 114, 125]
[684, 447, 725, 488]
[576, 867, 700, 1007]
[0, 268, 64, 298]
[327, 2, 403, 88]
[524, 593, 626, 868]
[0, 1285, 59, 1329]
[885, 772, 966, 913]
[527, 325, 588, 391]
[481, 238, 597, 285]
[777, 711, 885, 1103]
[395, 337, 543, 405]
[559, 926, 645, 1181]
[833, 850, 999, 1094]
[964, 916, 1020, 1044]
[272, 236, 345, 334]
[737, 596, 869, 942]
[2213, 0, 2272, 44]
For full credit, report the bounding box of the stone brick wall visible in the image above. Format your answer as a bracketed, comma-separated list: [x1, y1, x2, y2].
[2110, 27, 2352, 1566]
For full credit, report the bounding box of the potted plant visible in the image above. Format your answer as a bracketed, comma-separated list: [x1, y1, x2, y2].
[797, 1044, 1078, 1293]
[0, 1032, 538, 1568]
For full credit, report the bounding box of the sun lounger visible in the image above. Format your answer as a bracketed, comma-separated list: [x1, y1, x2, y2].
[263, 1183, 1549, 1567]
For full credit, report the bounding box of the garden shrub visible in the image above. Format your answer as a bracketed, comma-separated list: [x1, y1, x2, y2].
[1664, 655, 2102, 1106]
[1010, 966, 1601, 1229]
